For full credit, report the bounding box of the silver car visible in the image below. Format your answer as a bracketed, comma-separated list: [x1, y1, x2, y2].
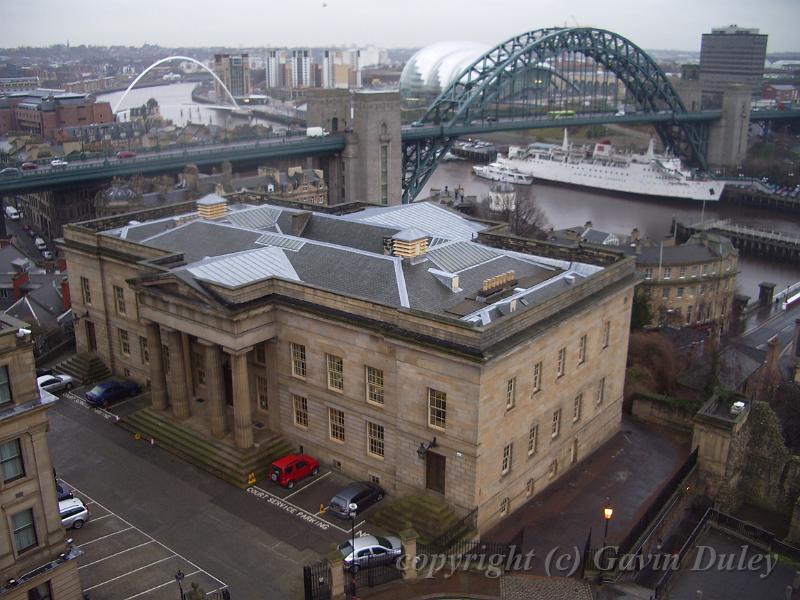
[37, 374, 74, 393]
[59, 498, 90, 529]
[338, 534, 402, 572]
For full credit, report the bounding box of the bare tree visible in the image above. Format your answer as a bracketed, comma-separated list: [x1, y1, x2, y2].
[479, 183, 549, 238]
[511, 184, 548, 237]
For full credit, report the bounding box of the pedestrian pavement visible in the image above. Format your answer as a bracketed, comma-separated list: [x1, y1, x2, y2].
[483, 416, 691, 575]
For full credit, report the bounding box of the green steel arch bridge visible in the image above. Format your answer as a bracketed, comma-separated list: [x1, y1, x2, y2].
[1, 27, 798, 199]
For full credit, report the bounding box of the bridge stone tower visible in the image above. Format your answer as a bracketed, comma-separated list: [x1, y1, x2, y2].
[305, 90, 351, 205]
[306, 89, 402, 206]
[345, 91, 402, 206]
[706, 83, 751, 172]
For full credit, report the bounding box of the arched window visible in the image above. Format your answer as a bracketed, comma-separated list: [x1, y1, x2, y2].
[380, 122, 388, 136]
[331, 117, 338, 133]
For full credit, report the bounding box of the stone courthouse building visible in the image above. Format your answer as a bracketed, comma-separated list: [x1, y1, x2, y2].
[61, 195, 636, 531]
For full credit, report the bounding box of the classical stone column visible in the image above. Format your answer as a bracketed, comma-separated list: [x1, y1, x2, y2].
[199, 339, 227, 438]
[145, 321, 167, 411]
[226, 346, 253, 449]
[165, 327, 190, 420]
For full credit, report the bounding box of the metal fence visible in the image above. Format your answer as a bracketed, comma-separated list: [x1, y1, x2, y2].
[303, 559, 332, 600]
[653, 507, 800, 598]
[347, 553, 404, 593]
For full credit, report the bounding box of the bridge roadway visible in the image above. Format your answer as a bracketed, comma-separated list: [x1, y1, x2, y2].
[1, 108, 798, 195]
[0, 134, 347, 194]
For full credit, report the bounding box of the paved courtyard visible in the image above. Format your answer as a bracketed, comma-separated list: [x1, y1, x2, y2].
[485, 415, 691, 575]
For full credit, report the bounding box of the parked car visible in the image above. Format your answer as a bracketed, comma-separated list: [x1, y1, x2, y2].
[337, 534, 403, 572]
[34, 237, 47, 251]
[59, 498, 89, 529]
[36, 367, 53, 377]
[270, 453, 319, 489]
[327, 481, 385, 519]
[116, 150, 137, 159]
[4, 206, 20, 220]
[37, 373, 74, 393]
[85, 379, 141, 407]
[56, 481, 74, 501]
[50, 159, 69, 167]
[41, 250, 54, 260]
[20, 162, 38, 171]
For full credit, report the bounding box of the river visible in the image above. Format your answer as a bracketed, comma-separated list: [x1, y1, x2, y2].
[97, 82, 285, 130]
[97, 83, 799, 299]
[421, 160, 800, 300]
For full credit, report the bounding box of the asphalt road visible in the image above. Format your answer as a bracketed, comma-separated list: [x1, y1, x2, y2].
[47, 395, 340, 600]
[739, 302, 800, 353]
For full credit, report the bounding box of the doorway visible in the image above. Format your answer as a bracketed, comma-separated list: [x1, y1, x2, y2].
[85, 320, 97, 352]
[425, 451, 446, 494]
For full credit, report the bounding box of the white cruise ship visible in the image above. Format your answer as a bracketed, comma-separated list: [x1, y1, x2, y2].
[496, 130, 724, 202]
[472, 162, 533, 185]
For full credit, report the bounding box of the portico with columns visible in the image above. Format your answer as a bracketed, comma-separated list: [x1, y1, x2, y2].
[134, 277, 280, 451]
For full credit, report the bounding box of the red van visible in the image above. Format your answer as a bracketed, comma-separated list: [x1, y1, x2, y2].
[270, 453, 320, 489]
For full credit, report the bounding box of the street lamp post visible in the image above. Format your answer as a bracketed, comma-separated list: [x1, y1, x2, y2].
[174, 570, 185, 599]
[348, 502, 358, 599]
[602, 498, 614, 549]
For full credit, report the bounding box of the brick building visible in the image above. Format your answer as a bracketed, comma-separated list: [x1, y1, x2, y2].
[0, 313, 83, 598]
[61, 196, 635, 532]
[0, 91, 113, 141]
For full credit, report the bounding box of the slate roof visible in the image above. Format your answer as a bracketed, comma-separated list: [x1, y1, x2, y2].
[106, 201, 609, 323]
[141, 220, 263, 262]
[4, 275, 67, 333]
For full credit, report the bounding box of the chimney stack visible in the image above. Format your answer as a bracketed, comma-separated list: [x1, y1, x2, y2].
[764, 335, 781, 385]
[196, 194, 228, 219]
[61, 277, 71, 311]
[12, 270, 28, 301]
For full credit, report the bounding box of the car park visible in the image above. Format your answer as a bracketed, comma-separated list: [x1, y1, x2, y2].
[37, 373, 74, 393]
[337, 534, 403, 572]
[85, 379, 141, 407]
[59, 497, 90, 529]
[50, 159, 69, 167]
[327, 481, 384, 518]
[270, 453, 319, 489]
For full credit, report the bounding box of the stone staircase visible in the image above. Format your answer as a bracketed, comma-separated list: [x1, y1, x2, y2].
[118, 407, 293, 488]
[368, 494, 476, 545]
[55, 352, 111, 384]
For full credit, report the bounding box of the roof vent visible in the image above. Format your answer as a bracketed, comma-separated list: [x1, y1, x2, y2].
[196, 193, 228, 220]
[730, 401, 746, 415]
[481, 270, 516, 295]
[428, 268, 462, 292]
[391, 228, 430, 259]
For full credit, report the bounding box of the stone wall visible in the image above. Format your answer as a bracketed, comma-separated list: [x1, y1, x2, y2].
[631, 393, 700, 434]
[738, 402, 800, 515]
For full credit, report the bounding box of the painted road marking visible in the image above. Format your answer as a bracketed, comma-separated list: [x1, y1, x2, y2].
[119, 571, 199, 600]
[80, 526, 134, 546]
[83, 555, 177, 592]
[78, 540, 155, 570]
[247, 485, 348, 533]
[64, 480, 227, 591]
[284, 471, 330, 500]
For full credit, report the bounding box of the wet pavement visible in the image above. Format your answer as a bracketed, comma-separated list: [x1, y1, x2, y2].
[667, 528, 797, 600]
[484, 416, 691, 575]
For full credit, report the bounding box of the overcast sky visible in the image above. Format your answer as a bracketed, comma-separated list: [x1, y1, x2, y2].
[2, 0, 798, 52]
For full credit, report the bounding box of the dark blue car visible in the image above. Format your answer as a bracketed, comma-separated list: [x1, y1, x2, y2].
[85, 380, 140, 407]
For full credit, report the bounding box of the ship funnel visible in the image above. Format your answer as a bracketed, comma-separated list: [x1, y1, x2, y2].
[646, 136, 656, 158]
